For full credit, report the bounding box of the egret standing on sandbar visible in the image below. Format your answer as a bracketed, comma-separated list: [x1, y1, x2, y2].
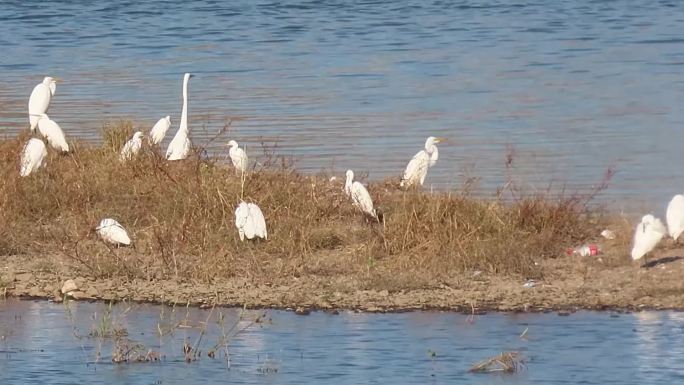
[631, 214, 666, 262]
[120, 131, 143, 162]
[96, 218, 131, 246]
[19, 138, 47, 177]
[166, 73, 193, 160]
[666, 194, 684, 242]
[36, 113, 69, 152]
[235, 201, 267, 241]
[400, 136, 444, 188]
[228, 140, 248, 173]
[345, 170, 378, 221]
[149, 115, 171, 145]
[28, 77, 57, 132]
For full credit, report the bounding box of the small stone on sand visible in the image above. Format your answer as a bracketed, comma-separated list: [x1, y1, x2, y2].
[61, 279, 78, 294]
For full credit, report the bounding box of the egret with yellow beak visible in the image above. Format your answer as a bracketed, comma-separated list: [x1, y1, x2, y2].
[400, 136, 445, 187]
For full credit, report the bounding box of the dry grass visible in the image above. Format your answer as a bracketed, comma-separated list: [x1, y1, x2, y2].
[469, 351, 526, 373]
[0, 121, 612, 287]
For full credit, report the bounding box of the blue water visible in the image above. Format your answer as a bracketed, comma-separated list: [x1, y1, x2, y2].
[0, 299, 683, 384]
[1, 1, 684, 212]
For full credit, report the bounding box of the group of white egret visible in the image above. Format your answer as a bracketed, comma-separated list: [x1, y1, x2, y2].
[22, 73, 680, 264]
[631, 194, 684, 263]
[343, 136, 444, 223]
[18, 74, 444, 246]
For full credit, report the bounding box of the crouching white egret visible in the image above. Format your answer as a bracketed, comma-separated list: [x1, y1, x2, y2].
[228, 140, 248, 173]
[20, 138, 47, 177]
[345, 170, 378, 221]
[401, 136, 444, 188]
[666, 194, 684, 242]
[120, 131, 143, 162]
[36, 113, 69, 152]
[166, 73, 193, 160]
[28, 76, 57, 132]
[96, 218, 131, 246]
[149, 115, 171, 145]
[235, 201, 267, 241]
[631, 214, 666, 262]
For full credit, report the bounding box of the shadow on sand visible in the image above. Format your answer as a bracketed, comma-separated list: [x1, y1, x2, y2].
[642, 256, 683, 269]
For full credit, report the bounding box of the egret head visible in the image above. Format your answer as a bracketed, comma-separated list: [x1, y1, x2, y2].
[227, 140, 238, 148]
[642, 214, 656, 224]
[133, 131, 144, 140]
[43, 76, 59, 86]
[345, 169, 354, 181]
[183, 73, 194, 82]
[165, 115, 171, 123]
[425, 136, 445, 150]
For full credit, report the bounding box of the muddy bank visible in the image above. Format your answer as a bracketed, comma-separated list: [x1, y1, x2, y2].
[2, 249, 684, 313]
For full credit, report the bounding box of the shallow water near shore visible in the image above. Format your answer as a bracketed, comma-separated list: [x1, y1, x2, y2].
[1, 1, 684, 212]
[0, 299, 683, 384]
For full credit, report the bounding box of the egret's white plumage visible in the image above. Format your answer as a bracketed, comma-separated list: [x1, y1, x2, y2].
[166, 73, 193, 160]
[400, 136, 443, 187]
[149, 115, 171, 145]
[96, 218, 131, 246]
[28, 77, 57, 132]
[20, 138, 47, 177]
[344, 170, 353, 196]
[120, 131, 144, 161]
[235, 201, 267, 241]
[36, 113, 69, 152]
[345, 170, 378, 220]
[631, 214, 666, 261]
[666, 194, 684, 241]
[228, 140, 248, 173]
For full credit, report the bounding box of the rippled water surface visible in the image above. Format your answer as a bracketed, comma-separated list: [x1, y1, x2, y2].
[1, 300, 684, 384]
[1, 1, 684, 210]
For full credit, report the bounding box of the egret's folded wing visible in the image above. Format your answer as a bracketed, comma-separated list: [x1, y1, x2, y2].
[248, 203, 267, 239]
[351, 182, 375, 217]
[402, 151, 428, 182]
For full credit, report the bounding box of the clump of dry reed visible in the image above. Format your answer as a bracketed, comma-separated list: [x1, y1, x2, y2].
[0, 121, 610, 285]
[469, 351, 526, 373]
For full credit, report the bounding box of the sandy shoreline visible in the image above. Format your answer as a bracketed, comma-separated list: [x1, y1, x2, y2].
[3, 250, 684, 313]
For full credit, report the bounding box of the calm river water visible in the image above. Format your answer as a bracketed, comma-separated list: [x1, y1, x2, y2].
[1, 1, 683, 212]
[0, 299, 683, 384]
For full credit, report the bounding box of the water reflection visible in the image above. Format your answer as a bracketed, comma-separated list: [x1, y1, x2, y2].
[633, 311, 684, 382]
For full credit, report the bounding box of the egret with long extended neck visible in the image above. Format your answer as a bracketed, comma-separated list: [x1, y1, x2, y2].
[166, 73, 193, 160]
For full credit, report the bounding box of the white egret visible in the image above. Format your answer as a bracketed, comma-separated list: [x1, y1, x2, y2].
[36, 113, 69, 152]
[345, 170, 378, 221]
[28, 76, 57, 132]
[120, 131, 143, 162]
[631, 214, 667, 261]
[166, 73, 193, 160]
[234, 201, 267, 241]
[227, 140, 248, 173]
[19, 138, 47, 177]
[96, 218, 131, 246]
[400, 136, 444, 187]
[149, 115, 171, 145]
[666, 194, 684, 242]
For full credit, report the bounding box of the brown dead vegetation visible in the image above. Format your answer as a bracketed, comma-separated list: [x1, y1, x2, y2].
[0, 121, 614, 288]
